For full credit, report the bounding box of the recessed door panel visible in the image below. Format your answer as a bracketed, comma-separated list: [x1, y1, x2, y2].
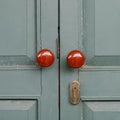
[80, 71, 120, 100]
[95, 0, 120, 56]
[0, 0, 36, 64]
[84, 102, 120, 120]
[0, 100, 37, 120]
[83, 0, 120, 66]
[0, 70, 41, 96]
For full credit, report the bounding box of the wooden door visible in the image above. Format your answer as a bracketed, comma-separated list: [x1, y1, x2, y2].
[0, 0, 58, 120]
[60, 0, 120, 119]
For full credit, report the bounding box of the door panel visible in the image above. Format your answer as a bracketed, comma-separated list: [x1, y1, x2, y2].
[83, 0, 120, 66]
[0, 0, 36, 61]
[0, 0, 58, 120]
[84, 102, 120, 120]
[95, 0, 120, 56]
[80, 71, 120, 100]
[0, 70, 41, 96]
[0, 100, 37, 120]
[60, 0, 120, 120]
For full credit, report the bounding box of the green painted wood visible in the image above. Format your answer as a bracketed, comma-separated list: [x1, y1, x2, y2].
[0, 70, 41, 96]
[83, 0, 120, 66]
[94, 0, 120, 56]
[80, 71, 120, 100]
[60, 0, 120, 120]
[0, 0, 58, 120]
[81, 0, 120, 99]
[40, 0, 58, 119]
[0, 0, 36, 62]
[0, 100, 37, 120]
[60, 0, 82, 119]
[84, 102, 120, 120]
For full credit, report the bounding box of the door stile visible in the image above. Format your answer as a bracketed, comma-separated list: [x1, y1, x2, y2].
[40, 0, 59, 119]
[60, 0, 83, 119]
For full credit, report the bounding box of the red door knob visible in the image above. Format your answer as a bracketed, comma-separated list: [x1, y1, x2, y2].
[66, 50, 85, 68]
[36, 49, 55, 67]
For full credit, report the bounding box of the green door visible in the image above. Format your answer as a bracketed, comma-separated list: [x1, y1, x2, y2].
[60, 0, 120, 119]
[0, 0, 58, 120]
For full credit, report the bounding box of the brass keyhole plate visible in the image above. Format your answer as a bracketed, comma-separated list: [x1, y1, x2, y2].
[69, 80, 80, 105]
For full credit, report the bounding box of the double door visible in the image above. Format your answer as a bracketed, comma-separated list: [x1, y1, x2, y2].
[0, 0, 120, 120]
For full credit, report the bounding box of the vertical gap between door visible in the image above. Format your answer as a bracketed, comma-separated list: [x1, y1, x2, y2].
[58, 0, 60, 119]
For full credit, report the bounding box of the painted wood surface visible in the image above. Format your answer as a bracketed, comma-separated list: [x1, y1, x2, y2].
[60, 0, 120, 120]
[0, 0, 58, 120]
[0, 100, 37, 120]
[84, 102, 120, 120]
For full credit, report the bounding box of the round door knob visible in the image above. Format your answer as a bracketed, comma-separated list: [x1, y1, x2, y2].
[36, 49, 55, 67]
[66, 50, 85, 68]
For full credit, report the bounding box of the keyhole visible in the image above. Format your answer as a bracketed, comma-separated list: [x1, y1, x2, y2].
[74, 87, 76, 90]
